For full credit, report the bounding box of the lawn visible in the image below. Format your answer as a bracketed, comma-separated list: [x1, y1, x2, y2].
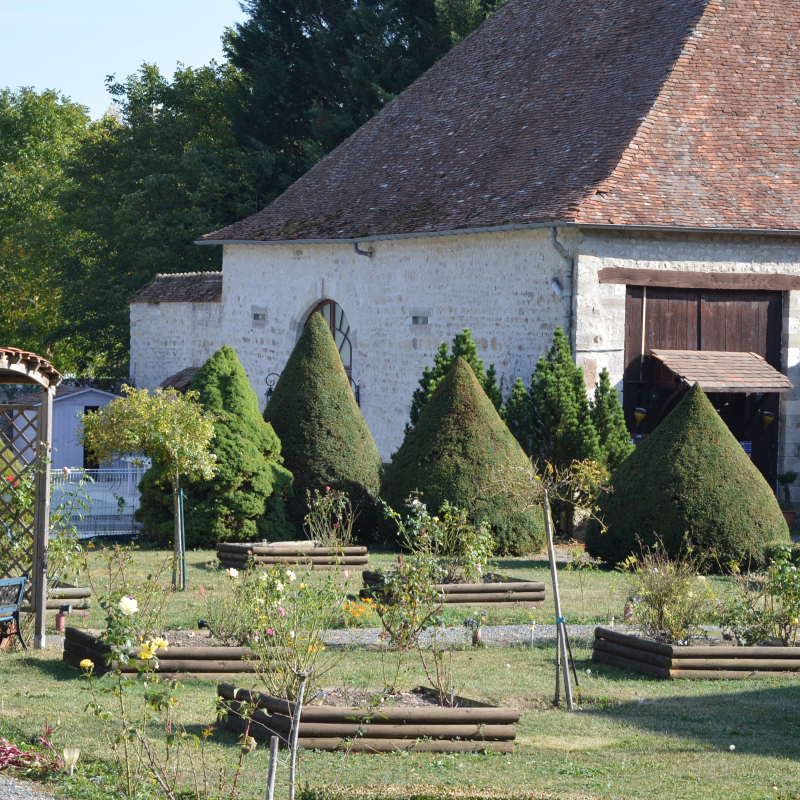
[1, 547, 798, 800]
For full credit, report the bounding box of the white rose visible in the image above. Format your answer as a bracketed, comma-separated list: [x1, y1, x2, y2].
[226, 568, 239, 578]
[285, 570, 297, 582]
[118, 596, 138, 616]
[276, 581, 285, 593]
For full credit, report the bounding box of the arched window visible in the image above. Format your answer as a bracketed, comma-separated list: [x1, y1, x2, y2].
[307, 300, 352, 375]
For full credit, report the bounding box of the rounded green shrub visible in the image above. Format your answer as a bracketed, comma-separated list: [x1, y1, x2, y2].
[585, 383, 790, 569]
[135, 346, 294, 547]
[381, 357, 545, 555]
[263, 312, 382, 540]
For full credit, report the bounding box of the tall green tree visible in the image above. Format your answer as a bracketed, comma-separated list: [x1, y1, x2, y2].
[503, 376, 533, 454]
[58, 63, 258, 373]
[408, 328, 501, 429]
[591, 368, 634, 470]
[0, 88, 89, 369]
[136, 347, 294, 548]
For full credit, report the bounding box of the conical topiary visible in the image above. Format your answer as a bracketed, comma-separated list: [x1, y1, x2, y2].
[135, 346, 294, 548]
[263, 311, 382, 540]
[381, 357, 545, 555]
[585, 383, 790, 569]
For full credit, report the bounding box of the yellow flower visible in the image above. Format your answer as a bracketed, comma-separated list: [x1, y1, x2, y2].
[151, 637, 169, 650]
[139, 644, 156, 661]
[79, 658, 94, 670]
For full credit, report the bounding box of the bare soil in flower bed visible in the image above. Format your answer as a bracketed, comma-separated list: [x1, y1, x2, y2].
[592, 626, 800, 680]
[217, 683, 519, 753]
[362, 570, 545, 607]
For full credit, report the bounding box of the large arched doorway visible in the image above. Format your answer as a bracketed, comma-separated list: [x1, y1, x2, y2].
[307, 300, 352, 376]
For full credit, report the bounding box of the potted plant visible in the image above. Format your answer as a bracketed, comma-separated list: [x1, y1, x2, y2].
[777, 471, 798, 528]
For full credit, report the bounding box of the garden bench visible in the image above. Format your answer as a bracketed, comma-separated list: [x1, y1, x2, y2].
[0, 576, 27, 650]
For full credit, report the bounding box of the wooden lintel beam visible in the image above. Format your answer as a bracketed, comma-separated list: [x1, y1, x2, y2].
[597, 268, 800, 291]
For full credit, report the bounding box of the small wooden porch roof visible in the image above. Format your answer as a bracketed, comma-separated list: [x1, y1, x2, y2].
[650, 350, 794, 394]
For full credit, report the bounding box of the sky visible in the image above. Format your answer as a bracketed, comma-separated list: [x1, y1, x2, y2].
[1, 1, 249, 119]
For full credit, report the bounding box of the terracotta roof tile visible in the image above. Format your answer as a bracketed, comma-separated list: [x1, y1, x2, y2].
[202, 0, 710, 242]
[650, 349, 794, 393]
[130, 273, 222, 303]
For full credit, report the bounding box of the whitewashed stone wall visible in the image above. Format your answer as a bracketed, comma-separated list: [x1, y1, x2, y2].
[130, 300, 223, 390]
[572, 228, 800, 498]
[130, 228, 568, 460]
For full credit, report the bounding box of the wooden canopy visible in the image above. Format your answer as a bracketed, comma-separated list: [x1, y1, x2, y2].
[650, 350, 794, 394]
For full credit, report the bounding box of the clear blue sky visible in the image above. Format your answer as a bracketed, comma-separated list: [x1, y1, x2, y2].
[1, 1, 248, 119]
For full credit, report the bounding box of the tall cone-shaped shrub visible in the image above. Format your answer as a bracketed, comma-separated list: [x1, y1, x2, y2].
[264, 312, 382, 539]
[382, 358, 545, 555]
[586, 383, 789, 569]
[136, 346, 294, 547]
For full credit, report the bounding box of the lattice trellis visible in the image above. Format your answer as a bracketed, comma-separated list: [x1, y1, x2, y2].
[0, 405, 40, 584]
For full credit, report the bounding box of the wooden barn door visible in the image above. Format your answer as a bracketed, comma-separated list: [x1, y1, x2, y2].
[624, 287, 782, 486]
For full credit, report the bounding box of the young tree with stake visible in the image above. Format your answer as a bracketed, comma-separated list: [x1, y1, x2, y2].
[80, 386, 217, 589]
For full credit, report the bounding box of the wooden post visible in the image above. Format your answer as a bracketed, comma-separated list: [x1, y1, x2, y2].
[265, 735, 279, 800]
[172, 474, 184, 590]
[31, 384, 54, 650]
[544, 489, 573, 711]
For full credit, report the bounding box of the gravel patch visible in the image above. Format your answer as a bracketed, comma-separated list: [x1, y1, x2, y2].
[0, 777, 57, 799]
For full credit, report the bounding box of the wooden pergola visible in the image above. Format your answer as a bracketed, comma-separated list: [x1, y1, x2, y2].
[0, 348, 61, 649]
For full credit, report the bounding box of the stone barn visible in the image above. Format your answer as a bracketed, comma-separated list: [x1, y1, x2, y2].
[130, 0, 800, 501]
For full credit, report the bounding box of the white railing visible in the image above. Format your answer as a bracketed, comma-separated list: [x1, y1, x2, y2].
[51, 466, 148, 538]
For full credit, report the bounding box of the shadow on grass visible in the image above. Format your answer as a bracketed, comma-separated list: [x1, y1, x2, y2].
[583, 675, 800, 758]
[18, 655, 80, 681]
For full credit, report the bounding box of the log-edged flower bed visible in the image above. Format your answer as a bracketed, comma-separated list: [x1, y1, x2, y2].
[217, 683, 519, 753]
[217, 541, 369, 571]
[592, 626, 800, 680]
[62, 627, 257, 679]
[362, 570, 544, 607]
[20, 583, 91, 615]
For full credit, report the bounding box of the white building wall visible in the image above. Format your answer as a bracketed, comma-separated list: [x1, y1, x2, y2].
[572, 228, 800, 498]
[51, 389, 119, 470]
[130, 228, 569, 460]
[129, 300, 223, 392]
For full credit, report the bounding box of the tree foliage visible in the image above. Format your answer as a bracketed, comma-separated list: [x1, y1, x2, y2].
[408, 328, 501, 429]
[383, 357, 545, 555]
[590, 367, 634, 470]
[0, 88, 90, 369]
[136, 347, 293, 548]
[586, 383, 790, 570]
[263, 312, 382, 540]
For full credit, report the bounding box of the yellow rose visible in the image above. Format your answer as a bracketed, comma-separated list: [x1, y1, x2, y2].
[151, 637, 169, 650]
[79, 658, 94, 669]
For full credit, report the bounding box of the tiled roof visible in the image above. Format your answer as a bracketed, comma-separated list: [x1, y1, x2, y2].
[158, 367, 199, 393]
[651, 350, 794, 393]
[130, 272, 222, 303]
[201, 0, 800, 243]
[0, 348, 62, 388]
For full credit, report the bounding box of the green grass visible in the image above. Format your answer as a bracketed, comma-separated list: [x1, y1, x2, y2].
[1, 548, 798, 800]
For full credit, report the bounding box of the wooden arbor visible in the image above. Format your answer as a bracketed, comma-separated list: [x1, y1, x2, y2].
[0, 348, 61, 649]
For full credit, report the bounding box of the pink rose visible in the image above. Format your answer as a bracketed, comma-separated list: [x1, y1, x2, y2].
[343, 571, 349, 578]
[278, 606, 286, 617]
[266, 629, 274, 635]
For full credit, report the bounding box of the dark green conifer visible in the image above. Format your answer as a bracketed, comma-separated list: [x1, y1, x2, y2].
[135, 346, 294, 547]
[383, 358, 545, 555]
[591, 368, 634, 470]
[586, 383, 790, 569]
[263, 312, 382, 539]
[503, 377, 533, 455]
[408, 328, 501, 428]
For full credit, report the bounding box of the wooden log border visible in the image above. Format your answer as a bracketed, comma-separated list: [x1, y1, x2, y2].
[216, 683, 518, 754]
[217, 542, 369, 570]
[362, 571, 545, 607]
[592, 627, 800, 680]
[61, 627, 259, 676]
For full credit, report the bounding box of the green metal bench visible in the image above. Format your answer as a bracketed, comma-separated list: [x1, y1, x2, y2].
[0, 576, 27, 650]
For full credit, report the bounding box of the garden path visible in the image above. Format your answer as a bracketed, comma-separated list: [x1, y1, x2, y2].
[0, 777, 57, 799]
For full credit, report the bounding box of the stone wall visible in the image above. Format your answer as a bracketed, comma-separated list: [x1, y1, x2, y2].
[129, 300, 223, 391]
[131, 228, 568, 460]
[572, 228, 800, 499]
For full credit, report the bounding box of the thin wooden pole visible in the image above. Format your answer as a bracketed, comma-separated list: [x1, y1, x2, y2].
[32, 385, 54, 650]
[172, 474, 184, 590]
[265, 735, 279, 800]
[544, 489, 573, 711]
[289, 669, 311, 800]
